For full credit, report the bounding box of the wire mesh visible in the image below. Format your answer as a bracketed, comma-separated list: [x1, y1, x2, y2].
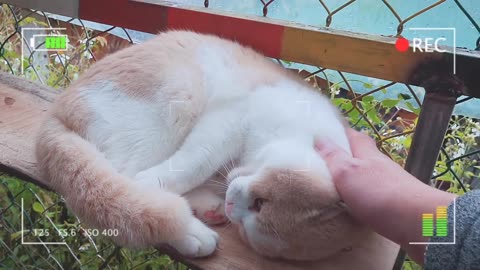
[0, 1, 479, 270]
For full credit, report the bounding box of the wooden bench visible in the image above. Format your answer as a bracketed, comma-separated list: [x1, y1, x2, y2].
[0, 71, 399, 269]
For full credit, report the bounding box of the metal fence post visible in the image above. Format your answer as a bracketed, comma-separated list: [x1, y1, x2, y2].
[392, 91, 457, 270]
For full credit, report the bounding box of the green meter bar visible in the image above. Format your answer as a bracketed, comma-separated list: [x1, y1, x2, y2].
[45, 36, 67, 50]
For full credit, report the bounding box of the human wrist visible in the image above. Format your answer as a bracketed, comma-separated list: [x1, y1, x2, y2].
[401, 184, 457, 244]
[397, 183, 457, 263]
[364, 177, 455, 245]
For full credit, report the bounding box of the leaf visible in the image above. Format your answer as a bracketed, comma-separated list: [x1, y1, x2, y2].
[79, 243, 91, 251]
[22, 58, 30, 71]
[19, 254, 30, 262]
[332, 98, 348, 106]
[63, 221, 78, 227]
[152, 255, 172, 266]
[32, 202, 44, 214]
[11, 230, 29, 240]
[18, 17, 48, 27]
[363, 82, 373, 89]
[367, 110, 382, 124]
[465, 171, 474, 177]
[281, 60, 293, 66]
[348, 109, 360, 120]
[39, 190, 54, 207]
[94, 36, 108, 47]
[2, 49, 19, 59]
[403, 136, 412, 148]
[381, 99, 399, 108]
[362, 95, 374, 103]
[398, 93, 412, 100]
[405, 102, 421, 115]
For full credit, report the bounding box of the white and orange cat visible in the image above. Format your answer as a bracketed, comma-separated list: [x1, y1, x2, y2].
[36, 30, 367, 261]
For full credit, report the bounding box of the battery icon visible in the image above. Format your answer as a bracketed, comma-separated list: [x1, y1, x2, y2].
[45, 36, 67, 50]
[29, 34, 68, 51]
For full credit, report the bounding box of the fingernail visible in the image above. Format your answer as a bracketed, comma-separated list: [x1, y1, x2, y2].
[314, 137, 336, 155]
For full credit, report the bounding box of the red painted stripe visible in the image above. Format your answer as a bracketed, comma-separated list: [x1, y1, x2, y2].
[167, 8, 284, 58]
[78, 0, 284, 58]
[79, 0, 169, 34]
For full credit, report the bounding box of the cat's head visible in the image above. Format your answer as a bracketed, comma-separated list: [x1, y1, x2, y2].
[225, 139, 368, 261]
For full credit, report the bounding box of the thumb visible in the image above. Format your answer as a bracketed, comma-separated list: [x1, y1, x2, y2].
[314, 136, 354, 181]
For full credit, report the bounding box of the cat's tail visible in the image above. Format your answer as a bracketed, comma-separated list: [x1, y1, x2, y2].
[35, 114, 193, 248]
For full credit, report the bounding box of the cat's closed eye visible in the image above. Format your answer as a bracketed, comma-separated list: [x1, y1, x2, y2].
[249, 197, 266, 212]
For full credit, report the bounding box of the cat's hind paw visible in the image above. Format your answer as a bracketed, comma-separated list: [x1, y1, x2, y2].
[185, 186, 228, 225]
[194, 204, 228, 225]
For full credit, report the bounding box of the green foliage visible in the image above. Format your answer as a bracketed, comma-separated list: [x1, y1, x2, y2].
[0, 5, 101, 88]
[434, 116, 480, 193]
[1, 174, 184, 270]
[402, 259, 423, 270]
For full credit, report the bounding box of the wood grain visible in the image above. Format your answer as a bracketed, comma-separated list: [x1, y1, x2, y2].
[0, 73, 399, 269]
[78, 0, 480, 98]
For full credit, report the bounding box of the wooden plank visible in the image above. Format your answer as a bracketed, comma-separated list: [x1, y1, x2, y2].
[4, 0, 480, 96]
[76, 0, 480, 98]
[0, 73, 400, 269]
[0, 72, 56, 190]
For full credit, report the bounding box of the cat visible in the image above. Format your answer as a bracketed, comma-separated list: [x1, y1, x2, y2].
[36, 30, 368, 261]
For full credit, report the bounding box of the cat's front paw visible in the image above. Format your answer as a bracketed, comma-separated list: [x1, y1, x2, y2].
[168, 217, 219, 257]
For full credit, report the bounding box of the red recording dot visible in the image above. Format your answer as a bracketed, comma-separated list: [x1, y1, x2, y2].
[395, 38, 410, 52]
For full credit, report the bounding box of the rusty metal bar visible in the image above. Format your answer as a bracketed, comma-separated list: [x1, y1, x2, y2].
[1, 0, 79, 17]
[404, 93, 457, 184]
[392, 91, 457, 270]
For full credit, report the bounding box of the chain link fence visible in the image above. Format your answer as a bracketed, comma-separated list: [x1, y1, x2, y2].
[1, 1, 479, 269]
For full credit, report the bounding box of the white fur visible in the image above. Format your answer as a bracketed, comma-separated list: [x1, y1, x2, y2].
[81, 34, 350, 256]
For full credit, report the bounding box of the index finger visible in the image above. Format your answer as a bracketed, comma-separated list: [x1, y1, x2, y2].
[345, 128, 383, 159]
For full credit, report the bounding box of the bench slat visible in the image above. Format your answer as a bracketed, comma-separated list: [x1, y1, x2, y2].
[0, 73, 399, 269]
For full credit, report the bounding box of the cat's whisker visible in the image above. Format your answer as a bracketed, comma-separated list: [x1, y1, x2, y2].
[208, 178, 228, 186]
[220, 161, 230, 175]
[205, 183, 228, 190]
[215, 169, 228, 180]
[208, 179, 227, 186]
[228, 153, 235, 173]
[261, 222, 282, 242]
[205, 181, 228, 187]
[207, 186, 228, 193]
[270, 225, 282, 242]
[225, 154, 236, 175]
[208, 186, 227, 192]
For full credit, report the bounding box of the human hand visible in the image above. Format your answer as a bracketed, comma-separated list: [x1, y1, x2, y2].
[314, 128, 456, 264]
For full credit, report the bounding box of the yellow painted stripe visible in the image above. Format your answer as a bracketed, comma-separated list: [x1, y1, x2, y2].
[422, 214, 434, 218]
[280, 26, 441, 84]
